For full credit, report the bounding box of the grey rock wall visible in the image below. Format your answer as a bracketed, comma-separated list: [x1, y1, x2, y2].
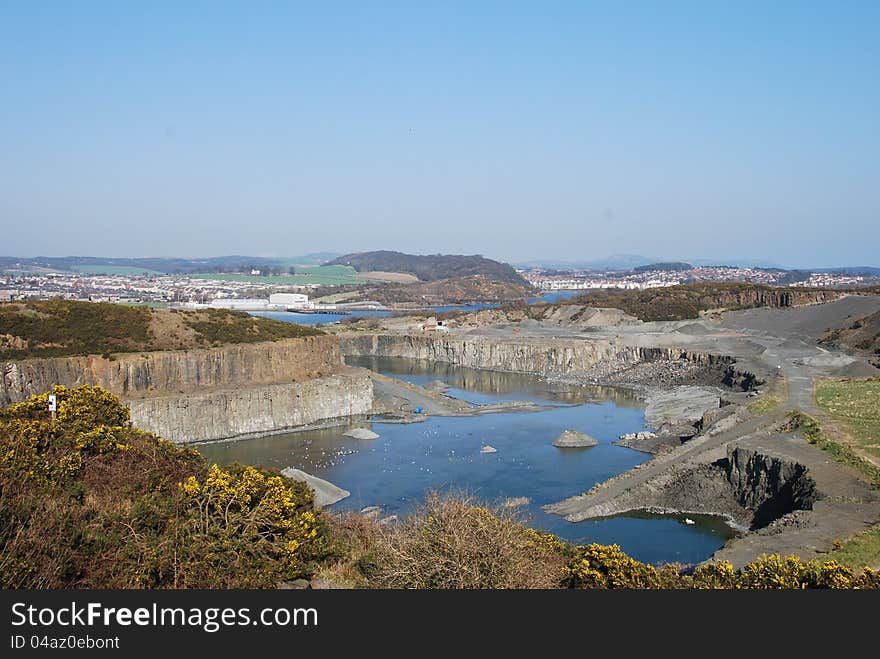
[129, 371, 373, 443]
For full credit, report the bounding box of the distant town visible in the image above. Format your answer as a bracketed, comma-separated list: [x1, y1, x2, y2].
[521, 264, 877, 291]
[1, 259, 877, 309]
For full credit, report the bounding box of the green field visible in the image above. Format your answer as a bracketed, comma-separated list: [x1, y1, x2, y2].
[71, 265, 163, 276]
[188, 265, 366, 286]
[815, 379, 880, 460]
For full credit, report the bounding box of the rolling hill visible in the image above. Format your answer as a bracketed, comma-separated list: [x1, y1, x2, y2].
[326, 251, 528, 286]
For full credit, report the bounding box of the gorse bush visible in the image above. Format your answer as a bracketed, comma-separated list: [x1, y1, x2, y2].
[0, 300, 152, 359]
[563, 543, 664, 589]
[0, 386, 328, 588]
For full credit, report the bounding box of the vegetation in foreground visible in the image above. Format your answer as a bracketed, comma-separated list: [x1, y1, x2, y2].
[0, 386, 328, 588]
[321, 492, 878, 589]
[2, 386, 878, 589]
[0, 300, 323, 360]
[829, 524, 880, 569]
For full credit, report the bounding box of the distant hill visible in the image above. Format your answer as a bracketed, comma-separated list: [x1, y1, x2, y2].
[283, 252, 342, 266]
[0, 255, 285, 275]
[327, 251, 528, 286]
[633, 262, 692, 273]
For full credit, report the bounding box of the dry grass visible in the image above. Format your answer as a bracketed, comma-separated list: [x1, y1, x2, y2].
[351, 493, 567, 589]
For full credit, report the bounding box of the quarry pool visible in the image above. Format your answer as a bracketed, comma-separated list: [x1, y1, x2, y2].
[198, 358, 736, 566]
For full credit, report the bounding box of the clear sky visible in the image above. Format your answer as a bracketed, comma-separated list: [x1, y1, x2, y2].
[1, 2, 877, 267]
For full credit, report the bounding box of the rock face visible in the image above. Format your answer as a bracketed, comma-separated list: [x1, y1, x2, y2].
[547, 442, 819, 533]
[553, 430, 599, 448]
[719, 446, 818, 528]
[343, 428, 380, 440]
[339, 333, 747, 384]
[0, 336, 343, 405]
[281, 467, 350, 508]
[129, 371, 373, 443]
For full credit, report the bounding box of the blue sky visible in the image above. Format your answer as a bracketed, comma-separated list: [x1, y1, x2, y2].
[1, 2, 877, 267]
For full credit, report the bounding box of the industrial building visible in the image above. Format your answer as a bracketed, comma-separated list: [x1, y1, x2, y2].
[269, 293, 309, 307]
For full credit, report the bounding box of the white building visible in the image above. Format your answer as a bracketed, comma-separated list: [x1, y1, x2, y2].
[269, 292, 309, 308]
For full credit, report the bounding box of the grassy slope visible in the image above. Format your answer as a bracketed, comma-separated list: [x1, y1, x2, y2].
[815, 379, 880, 461]
[794, 396, 880, 569]
[0, 300, 322, 360]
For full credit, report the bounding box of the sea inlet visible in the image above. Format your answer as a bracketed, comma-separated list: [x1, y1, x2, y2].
[198, 356, 736, 565]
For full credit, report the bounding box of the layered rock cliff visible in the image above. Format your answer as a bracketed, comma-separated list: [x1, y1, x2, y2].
[129, 371, 373, 443]
[0, 335, 342, 405]
[1, 336, 374, 443]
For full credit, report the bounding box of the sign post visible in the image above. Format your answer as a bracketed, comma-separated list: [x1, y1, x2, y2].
[48, 394, 57, 421]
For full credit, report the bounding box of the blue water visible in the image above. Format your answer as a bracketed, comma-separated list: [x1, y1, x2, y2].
[252, 310, 392, 326]
[251, 292, 580, 325]
[531, 290, 582, 304]
[197, 359, 735, 565]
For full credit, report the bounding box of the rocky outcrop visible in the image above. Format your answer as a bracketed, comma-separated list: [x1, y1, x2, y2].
[0, 336, 344, 405]
[553, 430, 599, 448]
[281, 467, 351, 508]
[708, 287, 846, 311]
[128, 371, 373, 443]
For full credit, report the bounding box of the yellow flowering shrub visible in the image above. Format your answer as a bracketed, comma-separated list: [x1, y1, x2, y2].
[75, 425, 129, 454]
[563, 543, 661, 589]
[527, 529, 570, 555]
[175, 463, 324, 584]
[691, 560, 737, 589]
